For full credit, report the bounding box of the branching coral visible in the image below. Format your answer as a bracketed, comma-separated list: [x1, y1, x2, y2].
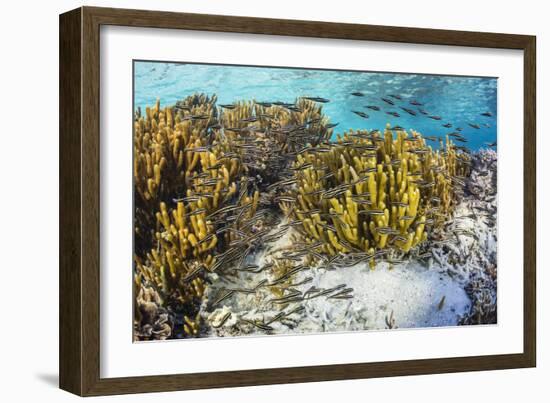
[133, 95, 223, 253]
[134, 95, 255, 338]
[279, 125, 470, 264]
[219, 98, 336, 185]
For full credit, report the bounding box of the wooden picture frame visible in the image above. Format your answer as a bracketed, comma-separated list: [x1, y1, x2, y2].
[59, 6, 536, 396]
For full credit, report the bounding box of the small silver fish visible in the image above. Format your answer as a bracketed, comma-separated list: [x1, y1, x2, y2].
[437, 296, 446, 311]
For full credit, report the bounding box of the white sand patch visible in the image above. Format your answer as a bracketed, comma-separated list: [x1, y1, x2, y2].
[202, 259, 470, 337]
[300, 262, 471, 332]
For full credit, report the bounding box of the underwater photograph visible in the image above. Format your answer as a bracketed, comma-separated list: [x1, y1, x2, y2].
[132, 60, 497, 341]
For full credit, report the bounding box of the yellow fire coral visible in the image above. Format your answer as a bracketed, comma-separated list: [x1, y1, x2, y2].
[217, 98, 337, 184]
[280, 125, 470, 261]
[134, 95, 253, 337]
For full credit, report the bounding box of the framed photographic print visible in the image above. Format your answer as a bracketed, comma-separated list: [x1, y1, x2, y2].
[59, 6, 536, 396]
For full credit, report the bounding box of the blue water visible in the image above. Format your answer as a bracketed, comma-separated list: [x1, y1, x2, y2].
[134, 61, 497, 150]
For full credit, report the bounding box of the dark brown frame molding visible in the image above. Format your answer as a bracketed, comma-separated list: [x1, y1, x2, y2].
[59, 6, 536, 396]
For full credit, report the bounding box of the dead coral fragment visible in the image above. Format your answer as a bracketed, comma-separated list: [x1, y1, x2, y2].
[133, 285, 173, 341]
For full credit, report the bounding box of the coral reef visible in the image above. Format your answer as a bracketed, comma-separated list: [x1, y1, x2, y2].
[278, 126, 470, 264]
[218, 98, 336, 186]
[133, 95, 337, 339]
[201, 149, 496, 337]
[133, 94, 249, 338]
[133, 94, 491, 342]
[133, 94, 222, 253]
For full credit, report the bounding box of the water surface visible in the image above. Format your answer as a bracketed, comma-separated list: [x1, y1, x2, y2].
[134, 61, 497, 150]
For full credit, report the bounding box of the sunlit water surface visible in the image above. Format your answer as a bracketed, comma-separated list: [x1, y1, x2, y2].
[134, 61, 497, 150]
